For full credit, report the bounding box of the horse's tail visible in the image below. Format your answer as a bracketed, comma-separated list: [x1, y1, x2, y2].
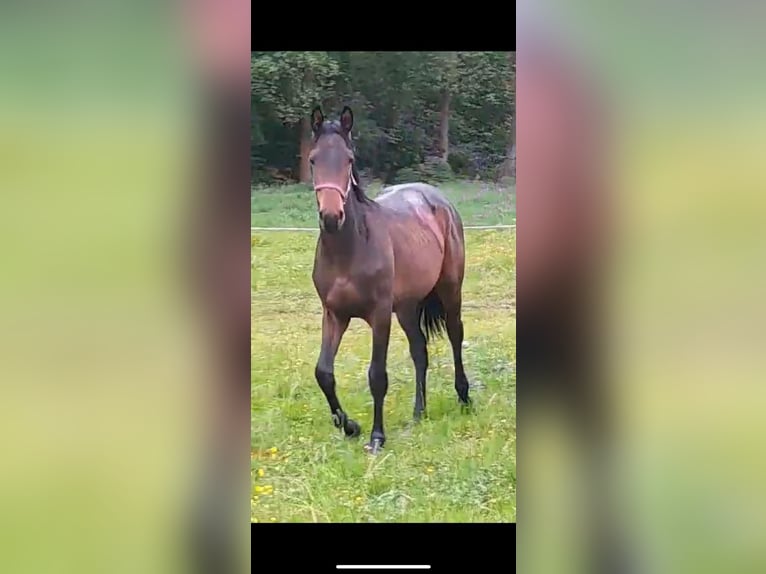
[418, 289, 447, 344]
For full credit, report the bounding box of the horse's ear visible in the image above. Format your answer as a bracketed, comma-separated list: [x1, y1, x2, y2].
[311, 106, 324, 135]
[340, 106, 354, 135]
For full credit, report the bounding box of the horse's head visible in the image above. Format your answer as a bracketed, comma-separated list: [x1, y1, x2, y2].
[309, 106, 356, 233]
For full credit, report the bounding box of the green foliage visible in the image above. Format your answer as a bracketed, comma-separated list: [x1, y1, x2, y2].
[393, 157, 454, 184]
[251, 51, 340, 125]
[451, 52, 515, 179]
[251, 51, 515, 184]
[447, 150, 474, 177]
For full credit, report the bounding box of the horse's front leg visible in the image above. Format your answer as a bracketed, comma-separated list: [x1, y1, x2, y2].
[315, 307, 360, 438]
[364, 303, 392, 454]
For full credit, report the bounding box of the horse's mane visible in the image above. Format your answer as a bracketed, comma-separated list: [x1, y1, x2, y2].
[350, 162, 378, 207]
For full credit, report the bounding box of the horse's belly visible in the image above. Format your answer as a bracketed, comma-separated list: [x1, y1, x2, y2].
[392, 235, 443, 305]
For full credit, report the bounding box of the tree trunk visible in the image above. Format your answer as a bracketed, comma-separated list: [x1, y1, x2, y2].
[510, 142, 516, 178]
[508, 52, 516, 178]
[439, 88, 450, 162]
[497, 51, 516, 180]
[299, 116, 312, 184]
[496, 114, 516, 181]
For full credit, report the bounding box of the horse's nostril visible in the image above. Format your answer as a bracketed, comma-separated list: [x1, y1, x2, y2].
[323, 215, 339, 232]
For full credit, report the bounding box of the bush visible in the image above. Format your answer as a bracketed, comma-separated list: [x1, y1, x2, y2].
[393, 157, 454, 184]
[423, 157, 454, 182]
[447, 150, 474, 177]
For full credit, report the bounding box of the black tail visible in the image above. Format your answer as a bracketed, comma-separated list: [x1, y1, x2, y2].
[417, 290, 447, 344]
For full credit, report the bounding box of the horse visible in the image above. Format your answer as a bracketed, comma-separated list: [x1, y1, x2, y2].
[308, 105, 472, 454]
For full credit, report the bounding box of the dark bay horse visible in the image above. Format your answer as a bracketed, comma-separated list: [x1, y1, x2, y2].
[309, 106, 472, 454]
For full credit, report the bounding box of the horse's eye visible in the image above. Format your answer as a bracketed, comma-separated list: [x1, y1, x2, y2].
[309, 158, 315, 165]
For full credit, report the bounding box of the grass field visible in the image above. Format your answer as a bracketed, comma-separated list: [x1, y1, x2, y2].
[251, 180, 516, 523]
[251, 179, 516, 228]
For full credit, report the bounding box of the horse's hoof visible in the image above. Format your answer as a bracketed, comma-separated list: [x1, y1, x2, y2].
[412, 410, 425, 423]
[344, 418, 361, 438]
[459, 397, 474, 412]
[363, 438, 384, 455]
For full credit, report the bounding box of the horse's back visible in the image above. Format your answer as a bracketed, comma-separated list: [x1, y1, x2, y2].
[376, 182, 464, 237]
[376, 182, 459, 218]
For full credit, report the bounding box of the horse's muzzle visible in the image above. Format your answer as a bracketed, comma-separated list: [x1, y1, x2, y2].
[320, 211, 345, 233]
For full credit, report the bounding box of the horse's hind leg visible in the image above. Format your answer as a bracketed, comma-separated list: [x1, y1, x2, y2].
[315, 308, 361, 438]
[396, 303, 429, 421]
[436, 284, 472, 407]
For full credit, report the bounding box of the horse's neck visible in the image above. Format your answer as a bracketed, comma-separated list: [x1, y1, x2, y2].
[319, 195, 364, 264]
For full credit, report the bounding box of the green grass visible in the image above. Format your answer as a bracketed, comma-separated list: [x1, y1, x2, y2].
[251, 179, 516, 228]
[251, 216, 516, 522]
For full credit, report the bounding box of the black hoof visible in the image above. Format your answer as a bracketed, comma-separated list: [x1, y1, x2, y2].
[332, 410, 361, 438]
[412, 409, 426, 422]
[363, 434, 385, 455]
[344, 418, 361, 438]
[363, 439, 383, 455]
[459, 396, 473, 412]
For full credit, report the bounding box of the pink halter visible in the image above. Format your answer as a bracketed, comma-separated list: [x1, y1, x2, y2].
[313, 166, 357, 203]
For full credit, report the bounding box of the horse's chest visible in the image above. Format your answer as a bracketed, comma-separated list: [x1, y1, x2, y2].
[323, 276, 368, 313]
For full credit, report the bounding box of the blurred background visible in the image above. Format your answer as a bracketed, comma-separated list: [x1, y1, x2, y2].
[251, 52, 516, 524]
[518, 1, 766, 573]
[0, 1, 250, 573]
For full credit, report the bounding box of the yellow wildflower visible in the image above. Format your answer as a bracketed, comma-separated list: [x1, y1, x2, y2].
[255, 485, 264, 494]
[426, 466, 435, 474]
[257, 468, 265, 478]
[270, 517, 277, 522]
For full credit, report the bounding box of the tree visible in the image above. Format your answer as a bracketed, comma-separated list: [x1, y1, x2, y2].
[425, 52, 460, 163]
[250, 51, 516, 186]
[499, 51, 516, 179]
[251, 52, 340, 182]
[452, 51, 515, 179]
